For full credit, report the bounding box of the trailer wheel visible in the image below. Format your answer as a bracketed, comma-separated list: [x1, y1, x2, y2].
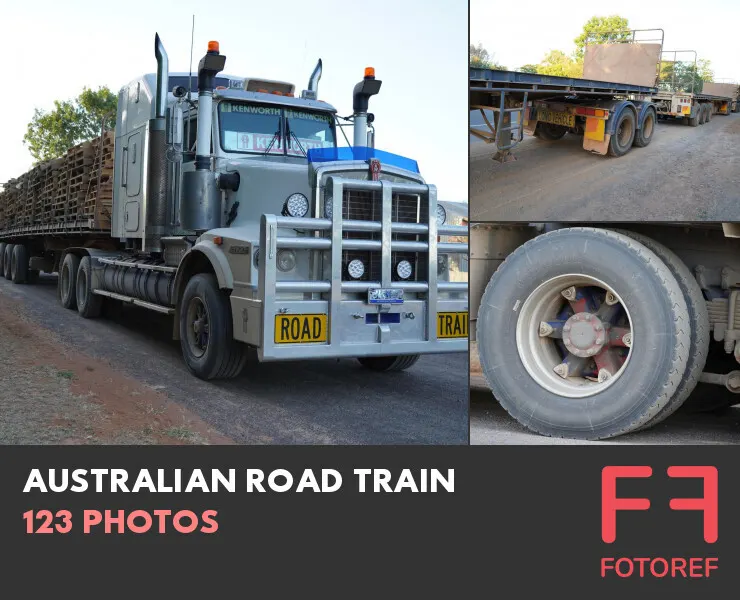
[357, 355, 421, 372]
[689, 106, 701, 127]
[0, 243, 6, 278]
[705, 104, 713, 122]
[179, 273, 247, 380]
[59, 253, 80, 309]
[477, 227, 690, 440]
[614, 231, 709, 429]
[3, 244, 15, 280]
[607, 110, 636, 157]
[534, 122, 567, 141]
[75, 256, 103, 318]
[633, 108, 656, 148]
[10, 244, 29, 284]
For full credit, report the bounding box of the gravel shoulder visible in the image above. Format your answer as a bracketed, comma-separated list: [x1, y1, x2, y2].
[470, 113, 740, 222]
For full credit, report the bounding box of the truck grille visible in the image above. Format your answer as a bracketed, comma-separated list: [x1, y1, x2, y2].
[339, 189, 429, 283]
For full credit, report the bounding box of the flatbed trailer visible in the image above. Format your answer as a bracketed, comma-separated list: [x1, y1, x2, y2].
[470, 68, 661, 159]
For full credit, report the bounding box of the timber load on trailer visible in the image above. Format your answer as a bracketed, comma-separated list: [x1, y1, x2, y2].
[0, 132, 114, 236]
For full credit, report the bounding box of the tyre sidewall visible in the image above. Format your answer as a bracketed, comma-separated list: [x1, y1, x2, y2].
[609, 110, 636, 156]
[635, 108, 656, 147]
[3, 244, 14, 280]
[11, 244, 28, 283]
[478, 229, 686, 438]
[59, 253, 80, 308]
[179, 274, 230, 379]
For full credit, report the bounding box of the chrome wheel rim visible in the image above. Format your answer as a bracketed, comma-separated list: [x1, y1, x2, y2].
[515, 274, 633, 398]
[186, 296, 210, 358]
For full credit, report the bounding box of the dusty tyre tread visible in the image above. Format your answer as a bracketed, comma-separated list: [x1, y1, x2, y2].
[3, 244, 14, 281]
[477, 227, 690, 439]
[76, 256, 103, 318]
[0, 243, 6, 278]
[358, 355, 421, 372]
[11, 244, 28, 284]
[614, 230, 709, 428]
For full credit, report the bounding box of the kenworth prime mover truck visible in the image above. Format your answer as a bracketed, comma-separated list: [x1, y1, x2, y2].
[469, 30, 735, 160]
[0, 34, 468, 380]
[472, 223, 740, 440]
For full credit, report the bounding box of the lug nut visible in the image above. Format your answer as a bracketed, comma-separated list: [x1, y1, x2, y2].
[605, 292, 618, 305]
[622, 332, 632, 347]
[597, 368, 612, 383]
[539, 321, 554, 337]
[561, 286, 576, 300]
[553, 363, 569, 378]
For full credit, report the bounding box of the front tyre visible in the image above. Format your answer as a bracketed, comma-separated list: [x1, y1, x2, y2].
[179, 273, 247, 380]
[477, 228, 690, 440]
[357, 355, 421, 372]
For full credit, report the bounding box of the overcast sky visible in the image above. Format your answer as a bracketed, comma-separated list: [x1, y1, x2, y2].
[471, 0, 740, 82]
[0, 0, 467, 202]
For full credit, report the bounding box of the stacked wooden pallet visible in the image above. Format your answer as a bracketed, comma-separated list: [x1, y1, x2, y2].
[81, 131, 115, 228]
[1, 134, 114, 233]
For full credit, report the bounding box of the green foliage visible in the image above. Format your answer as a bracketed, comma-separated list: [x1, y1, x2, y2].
[519, 64, 538, 74]
[537, 50, 583, 78]
[469, 43, 506, 70]
[573, 15, 631, 59]
[24, 87, 117, 163]
[659, 59, 714, 93]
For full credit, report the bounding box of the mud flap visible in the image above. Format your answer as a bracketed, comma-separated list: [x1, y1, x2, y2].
[583, 133, 610, 155]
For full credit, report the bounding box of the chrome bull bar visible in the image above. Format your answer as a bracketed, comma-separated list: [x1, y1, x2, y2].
[257, 176, 468, 361]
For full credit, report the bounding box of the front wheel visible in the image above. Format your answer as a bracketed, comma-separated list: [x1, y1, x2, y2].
[477, 228, 690, 440]
[179, 273, 247, 380]
[357, 355, 421, 372]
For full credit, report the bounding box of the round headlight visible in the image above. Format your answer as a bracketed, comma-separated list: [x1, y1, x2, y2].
[437, 254, 448, 276]
[283, 193, 309, 218]
[396, 260, 413, 280]
[277, 249, 296, 272]
[347, 259, 365, 279]
[324, 195, 333, 219]
[436, 204, 447, 227]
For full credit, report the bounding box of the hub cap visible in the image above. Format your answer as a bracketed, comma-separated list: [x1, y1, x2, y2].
[186, 297, 210, 358]
[515, 274, 633, 398]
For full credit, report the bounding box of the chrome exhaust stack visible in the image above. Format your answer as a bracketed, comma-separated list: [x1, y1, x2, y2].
[301, 59, 323, 100]
[146, 33, 170, 252]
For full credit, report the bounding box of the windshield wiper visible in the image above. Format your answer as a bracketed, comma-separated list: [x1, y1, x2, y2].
[285, 120, 307, 157]
[264, 118, 282, 155]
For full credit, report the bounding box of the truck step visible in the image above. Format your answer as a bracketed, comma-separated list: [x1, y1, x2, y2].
[91, 289, 174, 315]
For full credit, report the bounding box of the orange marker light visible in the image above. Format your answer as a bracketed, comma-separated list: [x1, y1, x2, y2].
[213, 236, 223, 246]
[208, 40, 220, 53]
[364, 67, 375, 78]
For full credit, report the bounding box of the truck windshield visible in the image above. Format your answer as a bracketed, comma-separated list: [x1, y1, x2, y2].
[218, 101, 335, 156]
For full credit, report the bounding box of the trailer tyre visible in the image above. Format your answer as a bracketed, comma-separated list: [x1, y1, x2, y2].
[705, 104, 713, 122]
[614, 230, 709, 428]
[0, 243, 6, 278]
[179, 273, 247, 380]
[689, 107, 701, 127]
[607, 110, 636, 157]
[357, 355, 421, 372]
[3, 244, 15, 280]
[477, 227, 690, 440]
[75, 256, 103, 318]
[10, 244, 29, 284]
[59, 253, 80, 309]
[534, 122, 567, 141]
[633, 107, 656, 148]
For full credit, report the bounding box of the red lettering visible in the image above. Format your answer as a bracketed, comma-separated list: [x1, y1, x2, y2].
[667, 466, 718, 543]
[601, 466, 652, 543]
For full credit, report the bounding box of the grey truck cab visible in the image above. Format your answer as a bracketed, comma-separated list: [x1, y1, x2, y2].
[92, 35, 468, 379]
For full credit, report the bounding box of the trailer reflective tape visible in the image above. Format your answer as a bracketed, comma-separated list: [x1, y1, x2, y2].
[274, 314, 328, 344]
[584, 116, 605, 141]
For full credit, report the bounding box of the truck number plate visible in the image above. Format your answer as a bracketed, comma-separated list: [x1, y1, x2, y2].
[536, 109, 575, 128]
[368, 288, 404, 304]
[437, 312, 468, 339]
[274, 314, 328, 344]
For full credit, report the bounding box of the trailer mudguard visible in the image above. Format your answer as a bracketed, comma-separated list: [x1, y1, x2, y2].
[601, 100, 637, 136]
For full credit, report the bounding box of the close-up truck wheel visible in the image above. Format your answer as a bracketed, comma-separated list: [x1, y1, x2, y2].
[607, 110, 636, 157]
[613, 230, 709, 429]
[477, 228, 690, 439]
[179, 273, 247, 381]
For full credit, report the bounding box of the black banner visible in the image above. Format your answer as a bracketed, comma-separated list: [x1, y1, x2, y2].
[1, 446, 737, 596]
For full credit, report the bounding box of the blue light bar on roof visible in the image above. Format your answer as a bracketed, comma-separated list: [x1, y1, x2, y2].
[307, 146, 420, 173]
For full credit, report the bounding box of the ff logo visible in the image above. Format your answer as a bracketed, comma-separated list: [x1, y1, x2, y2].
[600, 466, 719, 580]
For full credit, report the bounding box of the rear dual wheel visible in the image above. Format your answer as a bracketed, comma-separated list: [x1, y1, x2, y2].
[2, 244, 14, 280]
[633, 108, 656, 148]
[0, 243, 6, 278]
[608, 110, 636, 157]
[477, 228, 691, 439]
[534, 122, 568, 141]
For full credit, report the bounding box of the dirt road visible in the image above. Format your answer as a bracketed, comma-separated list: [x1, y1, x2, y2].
[470, 113, 740, 222]
[0, 275, 468, 445]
